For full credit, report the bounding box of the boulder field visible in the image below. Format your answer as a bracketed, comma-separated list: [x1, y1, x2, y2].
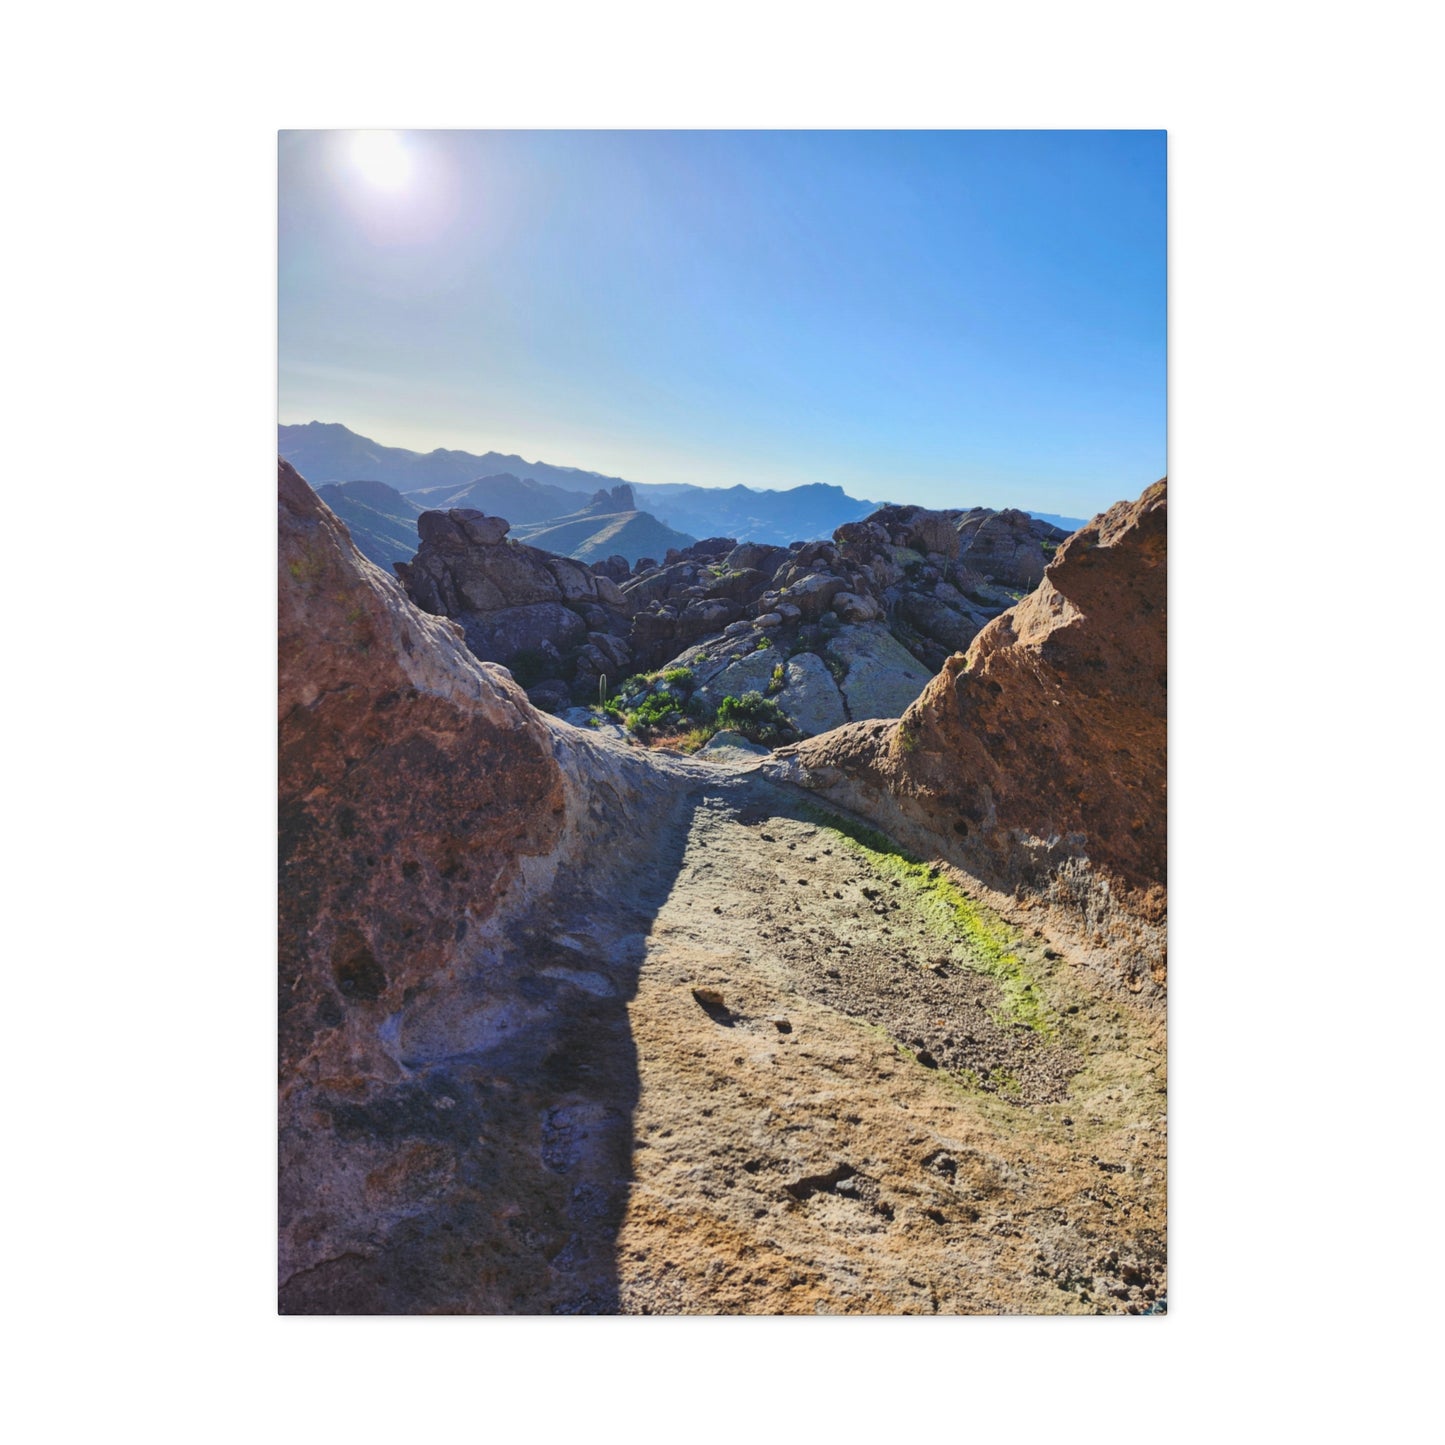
[279, 460, 1167, 1315]
[394, 495, 1067, 733]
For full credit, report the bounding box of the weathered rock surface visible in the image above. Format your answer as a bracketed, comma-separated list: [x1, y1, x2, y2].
[777, 480, 1167, 994]
[781, 651, 849, 735]
[281, 460, 706, 1314]
[955, 507, 1067, 590]
[824, 622, 937, 722]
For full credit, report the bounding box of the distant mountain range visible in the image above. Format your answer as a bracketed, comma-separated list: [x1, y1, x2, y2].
[279, 422, 888, 551]
[279, 421, 1089, 565]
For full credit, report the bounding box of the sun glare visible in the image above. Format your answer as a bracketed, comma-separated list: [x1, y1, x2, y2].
[349, 130, 411, 191]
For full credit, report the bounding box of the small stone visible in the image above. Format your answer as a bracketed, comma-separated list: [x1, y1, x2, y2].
[772, 1017, 793, 1034]
[692, 986, 726, 1010]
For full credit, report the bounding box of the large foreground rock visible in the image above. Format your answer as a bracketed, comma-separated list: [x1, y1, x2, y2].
[279, 460, 683, 1314]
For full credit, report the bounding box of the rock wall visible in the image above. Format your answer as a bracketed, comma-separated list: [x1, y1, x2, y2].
[280, 461, 682, 1312]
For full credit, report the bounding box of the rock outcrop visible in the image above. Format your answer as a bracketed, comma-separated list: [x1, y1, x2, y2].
[396, 507, 635, 705]
[777, 480, 1167, 992]
[955, 506, 1069, 590]
[280, 459, 702, 1314]
[395, 496, 1051, 735]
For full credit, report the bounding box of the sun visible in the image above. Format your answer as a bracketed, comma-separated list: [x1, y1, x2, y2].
[349, 131, 412, 191]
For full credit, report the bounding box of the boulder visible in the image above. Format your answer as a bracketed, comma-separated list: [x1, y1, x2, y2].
[904, 509, 961, 560]
[692, 646, 782, 709]
[824, 623, 935, 722]
[461, 602, 587, 667]
[833, 590, 880, 623]
[779, 652, 848, 736]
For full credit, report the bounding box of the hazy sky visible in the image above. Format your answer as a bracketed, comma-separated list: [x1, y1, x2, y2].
[279, 130, 1164, 515]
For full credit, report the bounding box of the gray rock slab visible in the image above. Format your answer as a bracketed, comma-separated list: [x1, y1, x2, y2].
[779, 651, 847, 737]
[825, 623, 935, 721]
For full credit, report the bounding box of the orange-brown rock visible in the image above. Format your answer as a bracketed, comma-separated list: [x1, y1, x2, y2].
[279, 459, 569, 1083]
[779, 480, 1166, 990]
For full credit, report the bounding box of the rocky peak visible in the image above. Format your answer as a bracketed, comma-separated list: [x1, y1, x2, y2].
[586, 482, 635, 513]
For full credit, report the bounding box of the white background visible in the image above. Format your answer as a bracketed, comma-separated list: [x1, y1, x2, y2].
[5, 1, 1438, 1440]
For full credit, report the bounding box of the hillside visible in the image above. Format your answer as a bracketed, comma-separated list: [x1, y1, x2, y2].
[281, 420, 647, 494]
[312, 479, 421, 569]
[405, 472, 593, 524]
[514, 498, 697, 565]
[629, 480, 883, 546]
[279, 421, 887, 546]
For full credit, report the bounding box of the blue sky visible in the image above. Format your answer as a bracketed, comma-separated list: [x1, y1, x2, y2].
[279, 130, 1164, 515]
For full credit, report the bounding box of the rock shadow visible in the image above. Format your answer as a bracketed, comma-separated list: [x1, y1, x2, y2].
[278, 789, 703, 1315]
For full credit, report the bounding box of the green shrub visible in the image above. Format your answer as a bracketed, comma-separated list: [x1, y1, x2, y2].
[715, 691, 796, 745]
[679, 723, 720, 753]
[614, 672, 653, 701]
[767, 663, 786, 696]
[660, 666, 694, 689]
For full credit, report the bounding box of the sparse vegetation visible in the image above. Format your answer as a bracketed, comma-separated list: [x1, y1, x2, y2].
[767, 663, 786, 696]
[660, 666, 694, 688]
[715, 691, 796, 745]
[804, 805, 1054, 1036]
[615, 672, 654, 700]
[678, 723, 721, 753]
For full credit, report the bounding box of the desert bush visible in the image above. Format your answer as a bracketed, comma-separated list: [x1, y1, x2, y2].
[715, 691, 796, 745]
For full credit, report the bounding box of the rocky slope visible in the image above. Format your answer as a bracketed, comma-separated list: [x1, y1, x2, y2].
[394, 507, 637, 711]
[279, 460, 1166, 1315]
[776, 480, 1167, 992]
[280, 457, 695, 1312]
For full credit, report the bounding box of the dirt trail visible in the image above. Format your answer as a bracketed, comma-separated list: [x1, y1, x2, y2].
[534, 746, 1167, 1315]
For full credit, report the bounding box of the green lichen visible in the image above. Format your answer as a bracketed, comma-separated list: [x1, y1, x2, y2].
[803, 806, 1054, 1036]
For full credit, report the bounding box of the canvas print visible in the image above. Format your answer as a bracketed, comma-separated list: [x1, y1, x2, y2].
[278, 130, 1166, 1315]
